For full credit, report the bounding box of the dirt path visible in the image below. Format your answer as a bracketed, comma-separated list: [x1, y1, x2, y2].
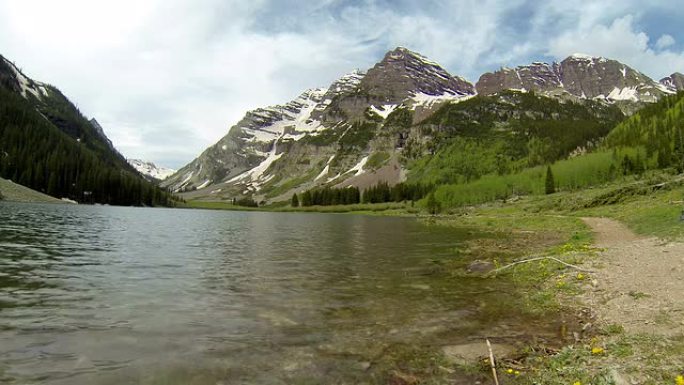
[580, 217, 684, 336]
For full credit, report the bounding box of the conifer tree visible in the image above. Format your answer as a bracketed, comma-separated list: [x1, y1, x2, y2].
[545, 165, 555, 195]
[426, 191, 441, 215]
[291, 193, 299, 207]
[674, 127, 684, 173]
[301, 191, 312, 206]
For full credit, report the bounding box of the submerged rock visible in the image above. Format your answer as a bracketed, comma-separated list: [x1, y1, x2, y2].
[467, 260, 496, 274]
[388, 370, 419, 385]
[442, 342, 515, 365]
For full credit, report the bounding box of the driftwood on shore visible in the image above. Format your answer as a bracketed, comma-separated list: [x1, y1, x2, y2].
[486, 339, 500, 385]
[486, 256, 594, 276]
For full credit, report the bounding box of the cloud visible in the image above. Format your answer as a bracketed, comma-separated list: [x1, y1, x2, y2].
[547, 14, 684, 80]
[0, 1, 683, 168]
[656, 34, 676, 50]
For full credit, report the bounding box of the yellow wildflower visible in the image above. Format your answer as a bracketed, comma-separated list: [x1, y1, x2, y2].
[515, 370, 521, 376]
[573, 382, 581, 385]
[677, 375, 684, 385]
[576, 273, 585, 280]
[591, 347, 604, 355]
[507, 368, 514, 374]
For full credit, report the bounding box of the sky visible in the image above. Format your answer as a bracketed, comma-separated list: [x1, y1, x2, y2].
[1, 0, 684, 169]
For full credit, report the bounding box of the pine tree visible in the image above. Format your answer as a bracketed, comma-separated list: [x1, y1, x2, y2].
[657, 141, 672, 168]
[674, 127, 684, 173]
[291, 193, 299, 207]
[545, 165, 555, 194]
[301, 191, 312, 206]
[621, 155, 634, 175]
[426, 191, 441, 215]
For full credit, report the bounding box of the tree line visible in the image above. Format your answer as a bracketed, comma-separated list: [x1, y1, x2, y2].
[291, 182, 434, 207]
[293, 186, 361, 207]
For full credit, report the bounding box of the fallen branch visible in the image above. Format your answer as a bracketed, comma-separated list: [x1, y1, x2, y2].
[486, 339, 500, 385]
[487, 256, 595, 276]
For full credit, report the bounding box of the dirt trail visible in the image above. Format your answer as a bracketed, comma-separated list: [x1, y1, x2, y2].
[580, 217, 684, 336]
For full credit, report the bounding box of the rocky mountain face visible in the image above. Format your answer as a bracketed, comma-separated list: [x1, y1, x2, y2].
[88, 118, 117, 152]
[165, 49, 681, 203]
[477, 54, 675, 106]
[660, 73, 684, 91]
[162, 47, 476, 196]
[127, 159, 176, 182]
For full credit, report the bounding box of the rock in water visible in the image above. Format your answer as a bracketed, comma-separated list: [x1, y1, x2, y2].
[467, 260, 495, 274]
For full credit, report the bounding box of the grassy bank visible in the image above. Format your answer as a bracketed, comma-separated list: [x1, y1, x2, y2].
[435, 175, 684, 384]
[0, 177, 64, 203]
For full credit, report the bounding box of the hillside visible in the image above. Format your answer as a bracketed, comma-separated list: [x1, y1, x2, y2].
[426, 91, 684, 209]
[407, 91, 624, 185]
[0, 55, 176, 206]
[0, 176, 64, 203]
[605, 91, 684, 171]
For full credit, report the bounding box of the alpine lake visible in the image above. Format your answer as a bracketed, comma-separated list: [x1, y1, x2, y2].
[0, 202, 570, 384]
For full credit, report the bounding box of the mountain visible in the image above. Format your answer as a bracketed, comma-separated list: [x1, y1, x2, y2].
[127, 159, 176, 182]
[660, 73, 684, 91]
[162, 47, 477, 196]
[166, 48, 681, 204]
[476, 54, 675, 109]
[0, 54, 176, 206]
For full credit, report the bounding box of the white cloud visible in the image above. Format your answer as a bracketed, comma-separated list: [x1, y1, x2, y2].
[656, 34, 676, 50]
[547, 15, 684, 80]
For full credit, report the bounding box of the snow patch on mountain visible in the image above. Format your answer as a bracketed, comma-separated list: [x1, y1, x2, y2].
[127, 159, 176, 181]
[241, 88, 328, 143]
[347, 155, 369, 177]
[197, 179, 212, 189]
[228, 142, 283, 191]
[410, 91, 474, 109]
[370, 104, 398, 119]
[314, 155, 336, 182]
[606, 86, 638, 102]
[2, 57, 49, 99]
[569, 53, 608, 64]
[326, 70, 365, 96]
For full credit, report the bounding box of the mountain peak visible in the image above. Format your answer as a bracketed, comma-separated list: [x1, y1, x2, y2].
[563, 53, 610, 65]
[660, 72, 684, 91]
[568, 53, 597, 60]
[383, 46, 441, 67]
[127, 159, 176, 181]
[359, 47, 474, 104]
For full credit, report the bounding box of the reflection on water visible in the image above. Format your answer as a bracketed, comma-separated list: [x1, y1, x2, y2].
[1, 202, 527, 384]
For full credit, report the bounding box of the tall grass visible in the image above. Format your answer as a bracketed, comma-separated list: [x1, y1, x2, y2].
[434, 151, 624, 208]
